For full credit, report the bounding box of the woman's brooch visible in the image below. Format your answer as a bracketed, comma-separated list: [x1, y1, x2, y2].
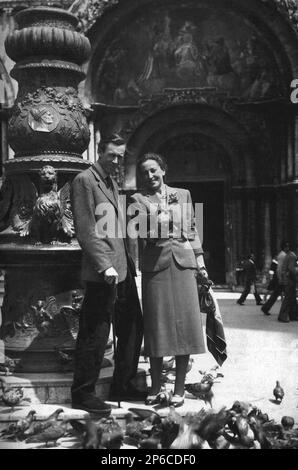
[168, 192, 179, 205]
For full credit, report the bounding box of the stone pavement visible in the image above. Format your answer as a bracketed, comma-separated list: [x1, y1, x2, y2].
[1, 295, 298, 449]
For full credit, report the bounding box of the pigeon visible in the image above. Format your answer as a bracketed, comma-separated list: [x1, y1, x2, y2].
[229, 400, 253, 415]
[281, 416, 295, 430]
[186, 358, 194, 374]
[233, 411, 255, 448]
[262, 420, 285, 440]
[169, 409, 211, 449]
[162, 357, 175, 372]
[0, 365, 12, 376]
[152, 407, 183, 448]
[248, 406, 269, 424]
[185, 378, 215, 407]
[69, 418, 107, 449]
[125, 413, 150, 443]
[199, 365, 224, 382]
[273, 381, 284, 403]
[213, 434, 231, 449]
[249, 416, 272, 449]
[26, 419, 69, 446]
[170, 422, 210, 449]
[0, 409, 37, 440]
[23, 408, 64, 437]
[96, 417, 124, 449]
[0, 357, 22, 376]
[157, 389, 172, 408]
[127, 408, 161, 425]
[194, 408, 231, 445]
[0, 378, 27, 410]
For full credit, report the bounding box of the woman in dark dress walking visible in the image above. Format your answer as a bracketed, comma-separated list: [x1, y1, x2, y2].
[129, 153, 207, 407]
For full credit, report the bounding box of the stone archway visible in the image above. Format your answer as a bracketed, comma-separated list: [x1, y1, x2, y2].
[123, 101, 254, 190]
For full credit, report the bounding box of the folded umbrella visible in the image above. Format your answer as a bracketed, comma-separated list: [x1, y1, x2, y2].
[197, 278, 227, 366]
[106, 281, 121, 408]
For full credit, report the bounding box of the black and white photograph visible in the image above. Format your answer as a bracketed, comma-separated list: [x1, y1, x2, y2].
[0, 0, 298, 454]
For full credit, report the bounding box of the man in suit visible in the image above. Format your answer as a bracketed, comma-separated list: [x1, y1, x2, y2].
[278, 245, 298, 322]
[237, 253, 263, 306]
[261, 241, 289, 315]
[71, 133, 145, 414]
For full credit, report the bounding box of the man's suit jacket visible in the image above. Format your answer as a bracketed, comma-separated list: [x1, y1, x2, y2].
[71, 161, 131, 283]
[244, 259, 257, 282]
[129, 186, 203, 273]
[280, 251, 298, 285]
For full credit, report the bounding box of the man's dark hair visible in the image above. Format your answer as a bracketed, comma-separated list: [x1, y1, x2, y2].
[97, 132, 126, 154]
[137, 152, 168, 174]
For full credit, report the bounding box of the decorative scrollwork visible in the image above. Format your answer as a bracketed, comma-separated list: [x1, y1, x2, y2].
[263, 0, 298, 32]
[68, 0, 120, 32]
[123, 88, 240, 138]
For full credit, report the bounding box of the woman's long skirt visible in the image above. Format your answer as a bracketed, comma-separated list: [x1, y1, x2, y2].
[142, 257, 206, 357]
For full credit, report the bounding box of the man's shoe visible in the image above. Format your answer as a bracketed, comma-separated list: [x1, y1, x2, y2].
[109, 385, 148, 401]
[278, 318, 290, 323]
[261, 306, 270, 315]
[72, 396, 112, 415]
[237, 300, 244, 305]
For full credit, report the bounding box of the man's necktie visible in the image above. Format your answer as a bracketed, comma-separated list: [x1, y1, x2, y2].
[105, 175, 113, 190]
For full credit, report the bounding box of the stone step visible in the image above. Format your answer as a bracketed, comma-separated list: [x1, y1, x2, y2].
[0, 366, 147, 406]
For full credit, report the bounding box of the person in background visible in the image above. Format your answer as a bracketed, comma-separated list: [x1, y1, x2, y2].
[262, 255, 278, 303]
[237, 253, 263, 306]
[278, 245, 298, 322]
[261, 242, 289, 315]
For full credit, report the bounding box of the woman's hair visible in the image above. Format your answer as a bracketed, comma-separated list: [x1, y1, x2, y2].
[137, 152, 168, 175]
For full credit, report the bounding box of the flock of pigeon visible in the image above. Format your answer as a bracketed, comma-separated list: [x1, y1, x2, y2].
[0, 367, 297, 449]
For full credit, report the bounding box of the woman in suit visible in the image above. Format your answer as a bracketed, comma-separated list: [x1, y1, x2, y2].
[129, 153, 207, 407]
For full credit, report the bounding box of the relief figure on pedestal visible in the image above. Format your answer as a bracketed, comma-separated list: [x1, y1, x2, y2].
[28, 105, 59, 133]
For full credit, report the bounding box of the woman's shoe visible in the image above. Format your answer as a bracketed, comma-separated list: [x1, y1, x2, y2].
[170, 394, 185, 408]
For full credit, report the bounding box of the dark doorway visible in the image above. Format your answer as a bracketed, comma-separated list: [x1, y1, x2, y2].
[171, 181, 226, 283]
